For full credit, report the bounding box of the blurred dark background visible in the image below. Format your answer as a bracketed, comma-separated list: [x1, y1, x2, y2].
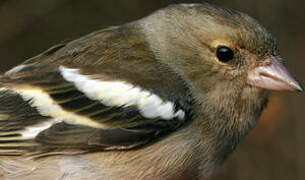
[0, 0, 304, 179]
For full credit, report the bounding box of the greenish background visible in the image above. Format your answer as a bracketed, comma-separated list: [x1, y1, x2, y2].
[0, 0, 304, 179]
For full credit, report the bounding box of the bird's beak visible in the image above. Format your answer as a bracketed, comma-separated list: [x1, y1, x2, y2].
[247, 56, 304, 92]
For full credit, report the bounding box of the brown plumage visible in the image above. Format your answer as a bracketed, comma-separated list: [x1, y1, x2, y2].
[0, 2, 302, 180]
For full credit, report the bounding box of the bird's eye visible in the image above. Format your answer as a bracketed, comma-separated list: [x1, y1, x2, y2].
[216, 46, 234, 63]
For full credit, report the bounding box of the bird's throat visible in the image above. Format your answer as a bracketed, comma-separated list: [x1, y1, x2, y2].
[186, 87, 269, 174]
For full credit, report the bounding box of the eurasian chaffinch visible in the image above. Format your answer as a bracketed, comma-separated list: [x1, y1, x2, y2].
[0, 2, 303, 180]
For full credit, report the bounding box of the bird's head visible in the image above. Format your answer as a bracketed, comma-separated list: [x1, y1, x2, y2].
[140, 3, 303, 110]
[139, 2, 303, 136]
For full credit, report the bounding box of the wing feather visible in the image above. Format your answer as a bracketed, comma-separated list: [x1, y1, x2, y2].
[0, 63, 192, 156]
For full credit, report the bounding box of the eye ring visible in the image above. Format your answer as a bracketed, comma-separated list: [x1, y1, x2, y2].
[216, 46, 234, 63]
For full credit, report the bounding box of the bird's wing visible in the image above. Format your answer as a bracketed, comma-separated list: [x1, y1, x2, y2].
[0, 62, 192, 156]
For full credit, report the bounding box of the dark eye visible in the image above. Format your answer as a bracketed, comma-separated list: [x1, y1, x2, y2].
[216, 46, 234, 63]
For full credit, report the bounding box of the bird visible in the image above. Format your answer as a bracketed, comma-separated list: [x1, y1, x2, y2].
[0, 2, 303, 180]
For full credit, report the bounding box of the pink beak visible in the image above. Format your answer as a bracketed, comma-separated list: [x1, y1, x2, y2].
[247, 56, 303, 92]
